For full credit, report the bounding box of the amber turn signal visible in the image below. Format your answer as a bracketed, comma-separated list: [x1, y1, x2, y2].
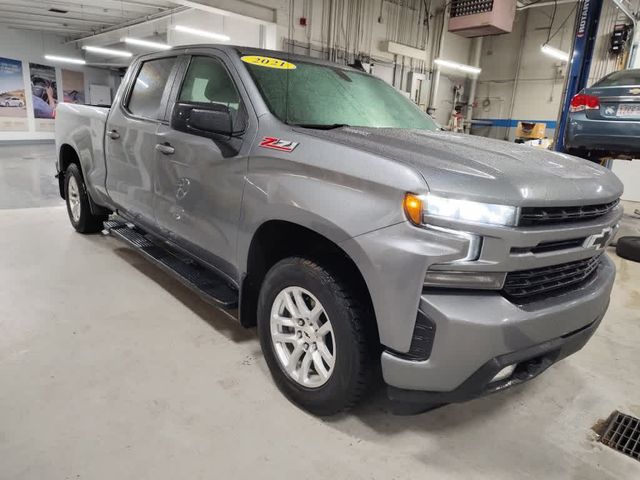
[404, 193, 423, 225]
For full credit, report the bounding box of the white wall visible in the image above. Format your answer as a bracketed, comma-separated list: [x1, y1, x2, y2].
[167, 9, 263, 47]
[0, 28, 120, 142]
[472, 5, 576, 140]
[267, 0, 472, 125]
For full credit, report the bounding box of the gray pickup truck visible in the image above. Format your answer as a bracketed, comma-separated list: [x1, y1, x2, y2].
[56, 45, 623, 415]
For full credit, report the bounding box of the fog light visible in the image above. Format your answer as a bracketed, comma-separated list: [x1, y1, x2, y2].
[491, 364, 517, 383]
[424, 271, 506, 289]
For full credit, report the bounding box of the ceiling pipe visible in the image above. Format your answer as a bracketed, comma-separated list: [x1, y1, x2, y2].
[427, 6, 449, 116]
[505, 10, 529, 140]
[464, 36, 483, 134]
[518, 0, 577, 10]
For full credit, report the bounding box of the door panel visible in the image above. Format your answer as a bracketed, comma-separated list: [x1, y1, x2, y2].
[154, 54, 250, 279]
[105, 56, 177, 223]
[154, 125, 247, 276]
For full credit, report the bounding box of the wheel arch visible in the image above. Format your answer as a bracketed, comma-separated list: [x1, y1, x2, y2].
[58, 143, 111, 216]
[238, 219, 379, 343]
[58, 143, 81, 199]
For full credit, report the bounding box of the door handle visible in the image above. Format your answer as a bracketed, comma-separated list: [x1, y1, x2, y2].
[107, 130, 120, 140]
[155, 142, 175, 155]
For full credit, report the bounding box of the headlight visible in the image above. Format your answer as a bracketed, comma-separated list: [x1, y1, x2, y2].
[404, 193, 518, 226]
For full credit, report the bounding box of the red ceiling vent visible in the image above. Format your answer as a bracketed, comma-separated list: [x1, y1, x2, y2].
[448, 0, 516, 38]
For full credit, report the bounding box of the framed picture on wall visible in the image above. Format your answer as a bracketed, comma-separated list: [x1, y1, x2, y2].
[29, 62, 58, 131]
[62, 69, 85, 104]
[0, 56, 28, 132]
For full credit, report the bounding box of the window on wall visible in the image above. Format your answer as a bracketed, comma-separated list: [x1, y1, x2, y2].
[127, 57, 176, 119]
[178, 56, 245, 131]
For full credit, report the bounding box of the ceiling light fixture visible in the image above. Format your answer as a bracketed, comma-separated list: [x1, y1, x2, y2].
[434, 58, 481, 75]
[540, 44, 570, 62]
[44, 54, 86, 65]
[173, 25, 230, 42]
[83, 46, 133, 58]
[123, 37, 172, 50]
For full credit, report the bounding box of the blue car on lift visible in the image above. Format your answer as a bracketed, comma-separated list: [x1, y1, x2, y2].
[565, 69, 640, 161]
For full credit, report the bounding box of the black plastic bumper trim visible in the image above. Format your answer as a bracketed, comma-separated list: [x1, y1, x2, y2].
[387, 309, 605, 413]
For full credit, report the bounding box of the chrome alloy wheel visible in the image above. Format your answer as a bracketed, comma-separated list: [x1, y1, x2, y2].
[270, 286, 335, 388]
[67, 175, 81, 223]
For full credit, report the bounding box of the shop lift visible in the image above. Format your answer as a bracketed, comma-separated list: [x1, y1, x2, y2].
[554, 0, 606, 155]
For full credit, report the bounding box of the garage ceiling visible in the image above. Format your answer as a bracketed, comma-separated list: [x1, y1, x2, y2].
[0, 0, 177, 38]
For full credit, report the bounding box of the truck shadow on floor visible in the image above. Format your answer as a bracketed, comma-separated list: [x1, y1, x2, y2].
[111, 245, 254, 345]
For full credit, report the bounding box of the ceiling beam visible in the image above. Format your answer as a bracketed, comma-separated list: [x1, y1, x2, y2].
[0, 3, 131, 22]
[69, 6, 188, 45]
[4, 23, 92, 34]
[168, 0, 277, 24]
[0, 10, 120, 26]
[0, 0, 170, 15]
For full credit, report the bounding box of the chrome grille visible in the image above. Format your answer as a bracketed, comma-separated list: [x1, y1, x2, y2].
[519, 200, 619, 226]
[503, 255, 602, 300]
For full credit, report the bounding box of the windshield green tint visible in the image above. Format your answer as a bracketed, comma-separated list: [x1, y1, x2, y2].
[243, 58, 438, 130]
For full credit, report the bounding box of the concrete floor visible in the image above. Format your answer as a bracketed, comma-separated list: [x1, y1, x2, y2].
[1, 143, 639, 479]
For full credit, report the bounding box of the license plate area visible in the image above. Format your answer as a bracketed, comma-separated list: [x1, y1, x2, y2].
[616, 103, 640, 117]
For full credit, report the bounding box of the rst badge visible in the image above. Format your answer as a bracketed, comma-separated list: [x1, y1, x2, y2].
[583, 227, 613, 250]
[259, 137, 299, 152]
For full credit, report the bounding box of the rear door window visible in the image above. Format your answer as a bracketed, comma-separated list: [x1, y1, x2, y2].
[127, 57, 176, 120]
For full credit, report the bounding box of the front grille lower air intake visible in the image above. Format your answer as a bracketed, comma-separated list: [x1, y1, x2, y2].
[503, 255, 602, 301]
[519, 200, 619, 226]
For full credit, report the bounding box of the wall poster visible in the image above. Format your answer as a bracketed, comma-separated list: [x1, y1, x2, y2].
[62, 69, 85, 104]
[29, 62, 58, 131]
[0, 57, 28, 131]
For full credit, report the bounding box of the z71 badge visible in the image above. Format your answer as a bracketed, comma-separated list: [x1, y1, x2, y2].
[259, 137, 299, 152]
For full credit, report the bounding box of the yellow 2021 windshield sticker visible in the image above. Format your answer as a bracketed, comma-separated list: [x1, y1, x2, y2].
[241, 55, 296, 70]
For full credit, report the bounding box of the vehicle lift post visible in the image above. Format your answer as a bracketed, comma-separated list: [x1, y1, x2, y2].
[554, 0, 605, 154]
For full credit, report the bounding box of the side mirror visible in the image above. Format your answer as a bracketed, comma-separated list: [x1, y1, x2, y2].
[171, 102, 233, 138]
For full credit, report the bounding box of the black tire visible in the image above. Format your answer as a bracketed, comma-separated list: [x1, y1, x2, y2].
[64, 163, 107, 233]
[616, 236, 640, 262]
[257, 257, 376, 416]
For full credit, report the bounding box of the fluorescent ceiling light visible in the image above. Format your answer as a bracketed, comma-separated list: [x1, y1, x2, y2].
[83, 45, 133, 58]
[44, 54, 86, 65]
[123, 37, 172, 50]
[541, 44, 570, 62]
[174, 25, 230, 42]
[434, 58, 481, 75]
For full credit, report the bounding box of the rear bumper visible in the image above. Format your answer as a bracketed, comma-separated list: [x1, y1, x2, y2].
[565, 114, 640, 154]
[381, 253, 615, 398]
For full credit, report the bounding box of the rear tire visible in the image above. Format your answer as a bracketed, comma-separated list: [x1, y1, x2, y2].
[64, 163, 107, 233]
[616, 236, 640, 262]
[257, 257, 376, 416]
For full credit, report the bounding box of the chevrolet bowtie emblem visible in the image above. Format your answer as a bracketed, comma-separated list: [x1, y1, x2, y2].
[629, 88, 640, 95]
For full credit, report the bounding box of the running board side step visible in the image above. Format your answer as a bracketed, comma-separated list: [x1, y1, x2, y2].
[104, 220, 238, 309]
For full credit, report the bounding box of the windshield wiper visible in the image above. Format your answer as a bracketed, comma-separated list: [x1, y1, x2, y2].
[290, 123, 351, 130]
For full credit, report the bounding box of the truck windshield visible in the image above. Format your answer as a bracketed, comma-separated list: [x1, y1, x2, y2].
[243, 57, 438, 130]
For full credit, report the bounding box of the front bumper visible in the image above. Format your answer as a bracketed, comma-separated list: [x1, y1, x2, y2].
[387, 312, 603, 412]
[381, 253, 615, 401]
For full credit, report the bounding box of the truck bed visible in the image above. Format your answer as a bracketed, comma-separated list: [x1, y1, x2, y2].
[55, 103, 111, 205]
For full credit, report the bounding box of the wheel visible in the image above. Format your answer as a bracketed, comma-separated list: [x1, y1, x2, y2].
[3, 102, 8, 107]
[257, 257, 376, 415]
[64, 163, 107, 233]
[616, 236, 640, 262]
[18, 102, 23, 107]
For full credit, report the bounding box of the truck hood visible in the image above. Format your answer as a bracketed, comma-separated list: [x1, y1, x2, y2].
[302, 127, 623, 206]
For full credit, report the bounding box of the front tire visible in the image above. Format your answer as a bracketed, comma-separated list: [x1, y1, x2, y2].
[64, 163, 107, 233]
[257, 257, 376, 415]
